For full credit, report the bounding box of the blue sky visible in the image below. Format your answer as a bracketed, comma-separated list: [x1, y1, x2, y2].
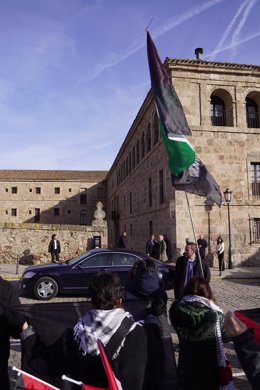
[0, 0, 260, 170]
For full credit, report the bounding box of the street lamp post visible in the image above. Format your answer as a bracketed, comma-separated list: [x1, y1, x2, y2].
[224, 188, 233, 269]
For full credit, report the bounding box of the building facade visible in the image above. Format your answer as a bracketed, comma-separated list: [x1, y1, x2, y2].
[106, 58, 260, 266]
[0, 170, 107, 226]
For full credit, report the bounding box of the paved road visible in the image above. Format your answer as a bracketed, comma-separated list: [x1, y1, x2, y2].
[9, 277, 260, 390]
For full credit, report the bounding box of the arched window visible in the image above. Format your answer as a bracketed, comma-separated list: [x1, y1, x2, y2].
[210, 96, 226, 126]
[246, 98, 259, 128]
[153, 114, 159, 145]
[129, 151, 132, 173]
[141, 131, 145, 159]
[147, 123, 151, 153]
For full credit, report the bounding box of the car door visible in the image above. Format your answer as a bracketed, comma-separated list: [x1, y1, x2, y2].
[110, 253, 139, 287]
[61, 253, 111, 293]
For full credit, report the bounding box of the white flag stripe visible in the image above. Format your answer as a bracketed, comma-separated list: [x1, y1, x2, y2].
[167, 135, 195, 150]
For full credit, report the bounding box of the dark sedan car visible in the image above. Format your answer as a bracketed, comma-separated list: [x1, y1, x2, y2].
[20, 248, 175, 300]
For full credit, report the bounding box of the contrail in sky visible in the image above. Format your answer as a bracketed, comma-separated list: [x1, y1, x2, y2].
[208, 0, 257, 60]
[74, 0, 226, 87]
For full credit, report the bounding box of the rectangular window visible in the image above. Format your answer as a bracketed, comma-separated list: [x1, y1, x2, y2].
[54, 208, 60, 216]
[130, 223, 133, 236]
[11, 208, 17, 216]
[251, 163, 260, 198]
[35, 187, 41, 194]
[149, 220, 153, 236]
[12, 187, 17, 194]
[159, 170, 164, 204]
[5, 188, 8, 192]
[80, 194, 87, 204]
[250, 218, 260, 243]
[34, 208, 40, 222]
[54, 187, 60, 194]
[148, 177, 152, 207]
[129, 192, 132, 214]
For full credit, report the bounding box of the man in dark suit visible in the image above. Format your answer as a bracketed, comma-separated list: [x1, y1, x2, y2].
[48, 234, 61, 263]
[174, 242, 211, 300]
[118, 231, 127, 249]
[145, 234, 156, 257]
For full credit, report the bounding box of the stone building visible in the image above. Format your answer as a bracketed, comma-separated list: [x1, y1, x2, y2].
[0, 170, 107, 225]
[106, 57, 260, 267]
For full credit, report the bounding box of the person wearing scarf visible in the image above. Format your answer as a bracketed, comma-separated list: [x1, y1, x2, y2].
[170, 276, 233, 390]
[73, 272, 149, 390]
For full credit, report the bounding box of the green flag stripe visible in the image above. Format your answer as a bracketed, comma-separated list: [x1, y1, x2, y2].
[158, 117, 195, 176]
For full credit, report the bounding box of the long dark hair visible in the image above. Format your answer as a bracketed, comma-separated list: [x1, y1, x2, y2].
[183, 276, 215, 301]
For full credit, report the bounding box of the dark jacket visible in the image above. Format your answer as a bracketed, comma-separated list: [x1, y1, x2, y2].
[174, 256, 211, 299]
[125, 271, 167, 304]
[145, 239, 156, 257]
[118, 234, 127, 248]
[233, 329, 260, 390]
[169, 300, 228, 390]
[21, 321, 163, 390]
[48, 239, 61, 253]
[0, 277, 25, 390]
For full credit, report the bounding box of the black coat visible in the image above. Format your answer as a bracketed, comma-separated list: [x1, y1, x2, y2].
[118, 235, 127, 248]
[174, 256, 211, 299]
[48, 239, 61, 253]
[0, 278, 25, 390]
[145, 239, 156, 257]
[233, 329, 260, 390]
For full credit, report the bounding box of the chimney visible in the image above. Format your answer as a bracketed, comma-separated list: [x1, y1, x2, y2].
[195, 47, 203, 60]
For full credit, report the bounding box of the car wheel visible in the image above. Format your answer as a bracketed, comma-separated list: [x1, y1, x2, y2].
[33, 277, 58, 300]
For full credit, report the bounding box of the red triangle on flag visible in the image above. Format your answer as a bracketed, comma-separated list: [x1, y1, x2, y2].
[97, 340, 120, 390]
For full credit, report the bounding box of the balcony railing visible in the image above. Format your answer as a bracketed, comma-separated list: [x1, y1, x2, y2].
[252, 182, 260, 198]
[247, 112, 260, 128]
[211, 109, 233, 126]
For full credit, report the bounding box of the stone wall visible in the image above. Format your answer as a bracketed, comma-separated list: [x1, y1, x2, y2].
[0, 203, 107, 265]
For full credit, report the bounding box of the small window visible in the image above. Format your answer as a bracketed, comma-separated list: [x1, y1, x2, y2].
[29, 188, 32, 192]
[11, 208, 17, 216]
[148, 177, 152, 207]
[54, 187, 60, 194]
[5, 188, 8, 192]
[69, 188, 72, 192]
[80, 194, 87, 204]
[29, 210, 32, 214]
[159, 170, 164, 204]
[5, 210, 8, 215]
[250, 218, 260, 243]
[12, 187, 17, 194]
[251, 163, 260, 198]
[68, 210, 71, 214]
[153, 114, 159, 145]
[35, 187, 41, 194]
[34, 208, 40, 223]
[129, 192, 132, 214]
[54, 208, 60, 216]
[80, 210, 87, 225]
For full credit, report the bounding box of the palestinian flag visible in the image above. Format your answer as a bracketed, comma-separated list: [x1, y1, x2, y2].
[97, 340, 122, 390]
[147, 31, 222, 206]
[13, 367, 60, 390]
[147, 30, 195, 176]
[235, 308, 260, 343]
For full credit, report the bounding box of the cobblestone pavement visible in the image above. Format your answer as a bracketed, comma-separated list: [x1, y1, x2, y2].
[9, 278, 260, 389]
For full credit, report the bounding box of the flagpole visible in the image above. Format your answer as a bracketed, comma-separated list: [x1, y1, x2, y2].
[184, 191, 204, 277]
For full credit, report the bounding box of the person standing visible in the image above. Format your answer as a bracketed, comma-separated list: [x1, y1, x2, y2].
[216, 236, 225, 276]
[197, 234, 208, 260]
[170, 277, 231, 390]
[174, 242, 211, 300]
[158, 235, 168, 262]
[145, 234, 156, 257]
[48, 234, 61, 263]
[163, 234, 170, 260]
[118, 231, 127, 248]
